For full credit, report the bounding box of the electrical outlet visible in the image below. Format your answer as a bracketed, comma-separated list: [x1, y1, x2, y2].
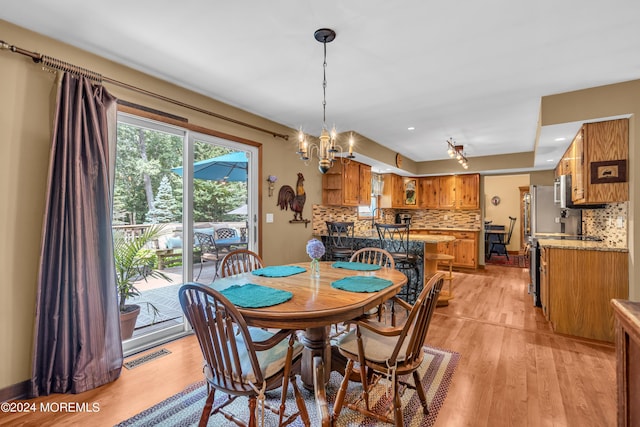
[617, 216, 624, 228]
[266, 213, 274, 223]
[554, 217, 560, 223]
[443, 214, 448, 220]
[475, 214, 480, 221]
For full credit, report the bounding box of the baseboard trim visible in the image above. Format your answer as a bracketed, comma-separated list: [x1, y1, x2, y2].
[0, 380, 29, 402]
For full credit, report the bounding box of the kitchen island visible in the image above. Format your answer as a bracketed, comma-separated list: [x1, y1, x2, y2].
[317, 230, 455, 296]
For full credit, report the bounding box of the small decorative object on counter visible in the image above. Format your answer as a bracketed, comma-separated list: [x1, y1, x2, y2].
[306, 239, 325, 278]
[266, 175, 277, 197]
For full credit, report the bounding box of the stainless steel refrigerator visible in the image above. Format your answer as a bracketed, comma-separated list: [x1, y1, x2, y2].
[529, 185, 562, 236]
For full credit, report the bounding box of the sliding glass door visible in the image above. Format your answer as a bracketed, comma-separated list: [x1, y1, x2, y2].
[114, 112, 258, 355]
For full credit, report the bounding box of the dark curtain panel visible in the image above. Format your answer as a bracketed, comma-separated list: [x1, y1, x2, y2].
[30, 73, 123, 396]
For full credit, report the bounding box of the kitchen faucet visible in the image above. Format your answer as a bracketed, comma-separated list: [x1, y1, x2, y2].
[371, 207, 380, 229]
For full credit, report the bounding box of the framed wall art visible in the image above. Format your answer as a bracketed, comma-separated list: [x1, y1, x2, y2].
[404, 179, 417, 205]
[590, 160, 627, 184]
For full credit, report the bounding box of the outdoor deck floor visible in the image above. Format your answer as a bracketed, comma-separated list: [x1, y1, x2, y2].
[130, 261, 218, 336]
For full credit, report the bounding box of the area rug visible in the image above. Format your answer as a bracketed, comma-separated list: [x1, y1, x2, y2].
[486, 254, 529, 268]
[116, 346, 459, 427]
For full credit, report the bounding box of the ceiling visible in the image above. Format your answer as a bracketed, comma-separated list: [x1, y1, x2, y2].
[2, 1, 640, 174]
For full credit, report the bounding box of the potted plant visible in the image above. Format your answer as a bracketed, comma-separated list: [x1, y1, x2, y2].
[114, 225, 171, 340]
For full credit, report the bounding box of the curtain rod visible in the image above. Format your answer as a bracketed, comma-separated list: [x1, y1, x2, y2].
[0, 39, 290, 141]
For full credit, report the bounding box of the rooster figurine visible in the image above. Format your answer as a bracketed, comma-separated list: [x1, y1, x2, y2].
[277, 172, 306, 221]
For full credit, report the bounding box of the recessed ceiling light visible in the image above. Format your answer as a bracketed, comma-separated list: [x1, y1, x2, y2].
[407, 127, 415, 131]
[554, 137, 567, 142]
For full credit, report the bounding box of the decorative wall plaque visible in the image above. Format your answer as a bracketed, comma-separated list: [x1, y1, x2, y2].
[590, 160, 627, 184]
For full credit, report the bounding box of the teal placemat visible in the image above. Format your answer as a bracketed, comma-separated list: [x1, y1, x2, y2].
[220, 283, 293, 308]
[251, 265, 306, 277]
[331, 276, 393, 293]
[332, 261, 381, 271]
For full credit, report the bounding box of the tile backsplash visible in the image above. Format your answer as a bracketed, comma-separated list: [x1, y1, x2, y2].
[581, 202, 628, 248]
[312, 205, 482, 235]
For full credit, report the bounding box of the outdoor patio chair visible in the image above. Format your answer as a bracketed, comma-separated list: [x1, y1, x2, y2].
[194, 232, 219, 282]
[215, 227, 237, 240]
[332, 272, 444, 426]
[178, 283, 310, 427]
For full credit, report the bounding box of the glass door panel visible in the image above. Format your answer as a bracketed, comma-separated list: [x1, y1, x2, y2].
[114, 113, 259, 355]
[189, 133, 258, 284]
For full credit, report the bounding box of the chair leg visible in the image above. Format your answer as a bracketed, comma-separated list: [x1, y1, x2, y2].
[196, 259, 204, 281]
[333, 359, 354, 420]
[198, 388, 216, 427]
[412, 370, 429, 415]
[392, 375, 403, 427]
[291, 376, 310, 427]
[248, 396, 257, 427]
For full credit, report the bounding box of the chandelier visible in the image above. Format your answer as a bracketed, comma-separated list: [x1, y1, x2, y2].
[446, 138, 469, 169]
[297, 28, 354, 174]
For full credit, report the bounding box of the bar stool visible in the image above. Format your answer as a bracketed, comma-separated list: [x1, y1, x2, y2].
[325, 221, 355, 261]
[425, 253, 455, 306]
[375, 223, 420, 304]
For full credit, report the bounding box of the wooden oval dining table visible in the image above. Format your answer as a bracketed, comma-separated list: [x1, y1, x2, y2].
[209, 261, 408, 389]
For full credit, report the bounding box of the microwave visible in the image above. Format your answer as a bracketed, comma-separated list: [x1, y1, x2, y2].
[554, 175, 605, 209]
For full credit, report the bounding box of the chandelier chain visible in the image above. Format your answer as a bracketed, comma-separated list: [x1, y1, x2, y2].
[322, 39, 327, 126]
[297, 28, 354, 174]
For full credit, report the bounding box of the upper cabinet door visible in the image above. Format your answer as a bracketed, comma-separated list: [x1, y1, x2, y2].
[342, 161, 361, 206]
[358, 164, 372, 205]
[419, 177, 439, 209]
[456, 174, 480, 209]
[438, 175, 456, 209]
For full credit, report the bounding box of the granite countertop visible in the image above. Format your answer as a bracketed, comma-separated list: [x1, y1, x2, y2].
[413, 227, 481, 232]
[537, 238, 628, 252]
[316, 231, 456, 244]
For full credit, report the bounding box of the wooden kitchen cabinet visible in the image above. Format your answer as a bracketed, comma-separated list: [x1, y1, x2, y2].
[451, 231, 477, 268]
[562, 118, 629, 205]
[546, 247, 628, 342]
[426, 229, 478, 269]
[439, 174, 480, 209]
[418, 176, 439, 209]
[456, 174, 480, 209]
[438, 176, 456, 209]
[539, 246, 550, 320]
[382, 174, 420, 208]
[555, 145, 573, 178]
[358, 164, 371, 206]
[417, 174, 479, 210]
[322, 160, 371, 206]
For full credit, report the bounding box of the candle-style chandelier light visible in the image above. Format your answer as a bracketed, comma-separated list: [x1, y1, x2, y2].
[296, 28, 354, 174]
[446, 137, 469, 169]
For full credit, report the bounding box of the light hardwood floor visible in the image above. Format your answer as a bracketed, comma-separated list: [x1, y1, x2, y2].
[2, 265, 616, 426]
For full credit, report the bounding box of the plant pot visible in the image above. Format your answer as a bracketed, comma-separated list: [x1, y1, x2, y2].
[119, 304, 141, 340]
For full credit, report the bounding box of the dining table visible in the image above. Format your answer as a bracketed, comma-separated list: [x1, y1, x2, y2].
[209, 261, 408, 389]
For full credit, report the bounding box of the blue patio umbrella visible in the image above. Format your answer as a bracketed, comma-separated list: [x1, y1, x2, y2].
[171, 151, 248, 182]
